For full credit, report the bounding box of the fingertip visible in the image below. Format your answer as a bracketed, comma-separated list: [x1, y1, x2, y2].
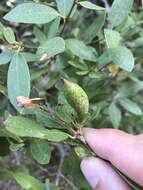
[82, 128, 129, 160]
[82, 128, 112, 159]
[82, 128, 98, 146]
[81, 157, 131, 190]
[80, 157, 100, 189]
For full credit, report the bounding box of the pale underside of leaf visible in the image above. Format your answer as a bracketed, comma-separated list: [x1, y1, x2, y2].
[7, 53, 30, 111]
[4, 3, 60, 24]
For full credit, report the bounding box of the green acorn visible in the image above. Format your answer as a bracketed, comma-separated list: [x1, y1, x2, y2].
[63, 79, 89, 118]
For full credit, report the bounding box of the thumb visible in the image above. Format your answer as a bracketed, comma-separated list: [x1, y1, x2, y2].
[82, 128, 143, 186]
[80, 157, 131, 190]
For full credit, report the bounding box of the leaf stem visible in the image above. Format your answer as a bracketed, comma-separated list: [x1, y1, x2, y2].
[60, 0, 76, 36]
[40, 106, 76, 136]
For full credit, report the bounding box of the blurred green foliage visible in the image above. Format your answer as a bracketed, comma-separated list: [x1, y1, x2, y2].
[0, 0, 143, 189]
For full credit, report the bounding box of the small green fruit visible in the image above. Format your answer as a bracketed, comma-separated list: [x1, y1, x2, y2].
[63, 79, 89, 117]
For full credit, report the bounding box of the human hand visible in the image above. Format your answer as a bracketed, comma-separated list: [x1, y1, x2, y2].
[80, 128, 143, 190]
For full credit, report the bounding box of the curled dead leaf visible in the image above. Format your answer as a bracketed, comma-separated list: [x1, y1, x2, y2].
[108, 64, 119, 76]
[17, 96, 39, 109]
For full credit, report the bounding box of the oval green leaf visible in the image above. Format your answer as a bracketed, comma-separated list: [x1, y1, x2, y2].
[79, 1, 105, 11]
[3, 27, 16, 44]
[104, 29, 121, 48]
[8, 53, 30, 111]
[5, 116, 46, 138]
[13, 172, 45, 190]
[30, 139, 51, 165]
[0, 50, 14, 65]
[119, 98, 142, 115]
[5, 116, 69, 142]
[0, 170, 45, 190]
[108, 46, 134, 72]
[4, 3, 59, 24]
[108, 0, 134, 27]
[37, 37, 65, 57]
[109, 103, 121, 129]
[66, 39, 96, 61]
[56, 0, 74, 17]
[43, 129, 69, 142]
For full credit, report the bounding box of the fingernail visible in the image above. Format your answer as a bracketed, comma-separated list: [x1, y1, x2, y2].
[80, 157, 99, 189]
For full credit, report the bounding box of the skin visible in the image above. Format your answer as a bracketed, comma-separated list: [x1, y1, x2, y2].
[80, 128, 143, 190]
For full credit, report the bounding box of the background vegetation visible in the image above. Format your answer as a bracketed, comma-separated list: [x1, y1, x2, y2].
[0, 0, 143, 189]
